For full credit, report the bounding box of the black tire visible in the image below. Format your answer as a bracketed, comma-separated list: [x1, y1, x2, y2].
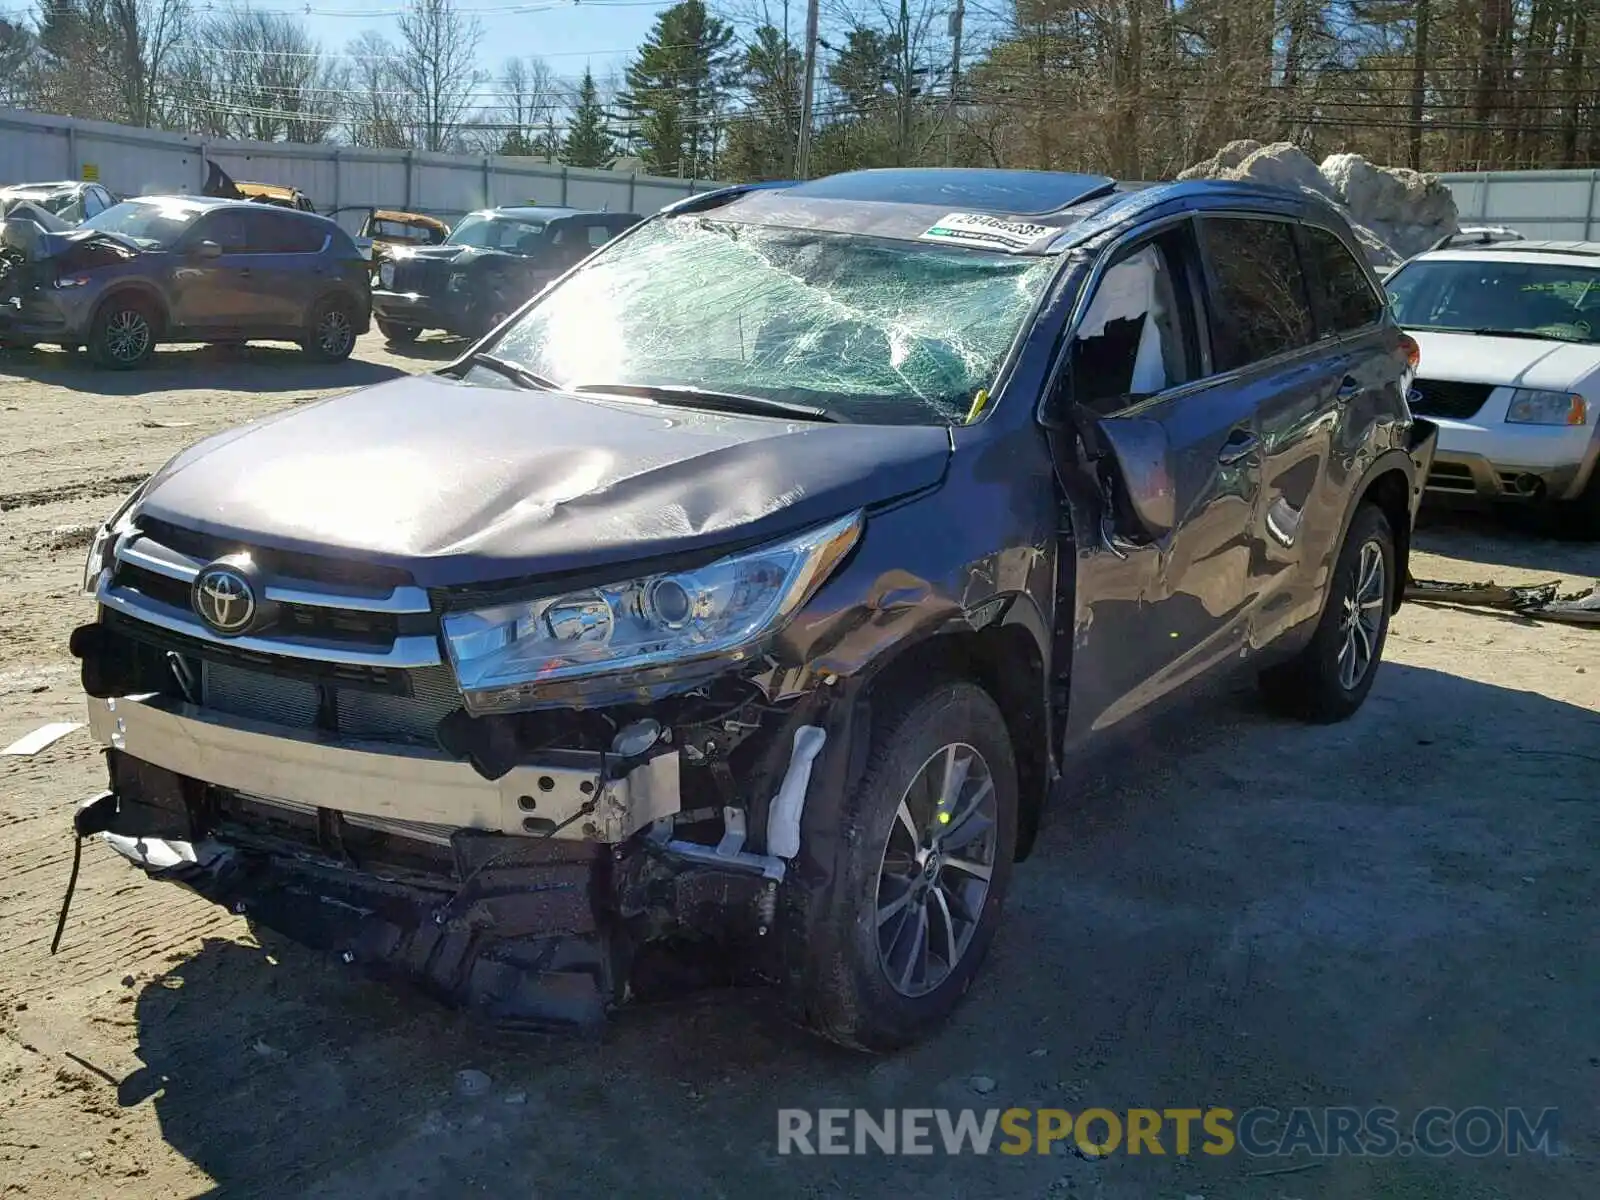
[1259, 502, 1395, 723]
[376, 318, 421, 345]
[303, 296, 357, 362]
[89, 295, 156, 369]
[783, 680, 1018, 1052]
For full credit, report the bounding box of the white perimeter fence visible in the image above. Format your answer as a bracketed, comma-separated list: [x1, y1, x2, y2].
[5, 111, 1599, 244]
[0, 108, 728, 236]
[1437, 169, 1600, 242]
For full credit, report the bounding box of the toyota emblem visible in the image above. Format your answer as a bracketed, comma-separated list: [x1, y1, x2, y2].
[192, 557, 258, 635]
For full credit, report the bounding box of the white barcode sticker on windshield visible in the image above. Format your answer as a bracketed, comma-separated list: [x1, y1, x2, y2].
[920, 212, 1055, 252]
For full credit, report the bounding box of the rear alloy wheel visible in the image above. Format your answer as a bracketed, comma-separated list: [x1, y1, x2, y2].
[90, 298, 155, 369]
[1259, 502, 1395, 723]
[376, 318, 420, 345]
[304, 297, 356, 362]
[784, 680, 1018, 1051]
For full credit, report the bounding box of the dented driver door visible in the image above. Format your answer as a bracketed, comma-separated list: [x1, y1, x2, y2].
[1054, 221, 1261, 737]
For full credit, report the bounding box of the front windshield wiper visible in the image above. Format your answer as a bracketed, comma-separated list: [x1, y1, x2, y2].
[468, 352, 559, 390]
[1417, 325, 1586, 343]
[569, 382, 846, 423]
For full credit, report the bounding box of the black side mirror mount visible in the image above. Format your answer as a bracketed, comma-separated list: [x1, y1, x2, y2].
[1094, 416, 1175, 542]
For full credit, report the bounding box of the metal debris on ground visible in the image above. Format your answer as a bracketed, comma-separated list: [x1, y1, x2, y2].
[1, 721, 84, 756]
[1406, 576, 1600, 626]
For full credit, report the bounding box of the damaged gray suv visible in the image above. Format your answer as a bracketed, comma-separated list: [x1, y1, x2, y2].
[65, 169, 1437, 1050]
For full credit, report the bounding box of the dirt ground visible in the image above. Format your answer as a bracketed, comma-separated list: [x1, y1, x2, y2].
[1, 337, 1597, 1200]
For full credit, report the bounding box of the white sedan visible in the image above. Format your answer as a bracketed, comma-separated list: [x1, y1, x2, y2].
[1386, 240, 1600, 529]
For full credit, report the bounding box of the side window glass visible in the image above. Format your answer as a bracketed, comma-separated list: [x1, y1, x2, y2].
[585, 221, 614, 249]
[201, 212, 249, 252]
[1198, 217, 1315, 370]
[1304, 225, 1382, 334]
[82, 189, 104, 218]
[1070, 242, 1193, 416]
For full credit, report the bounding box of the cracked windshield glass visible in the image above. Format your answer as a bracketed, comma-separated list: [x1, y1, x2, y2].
[491, 218, 1057, 424]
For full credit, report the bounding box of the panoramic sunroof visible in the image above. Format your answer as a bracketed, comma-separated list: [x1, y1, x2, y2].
[785, 168, 1117, 216]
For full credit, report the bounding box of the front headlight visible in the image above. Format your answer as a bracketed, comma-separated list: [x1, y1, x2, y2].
[443, 512, 863, 713]
[81, 481, 147, 596]
[1505, 389, 1588, 426]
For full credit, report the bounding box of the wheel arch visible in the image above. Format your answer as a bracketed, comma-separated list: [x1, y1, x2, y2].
[855, 618, 1052, 860]
[93, 284, 169, 336]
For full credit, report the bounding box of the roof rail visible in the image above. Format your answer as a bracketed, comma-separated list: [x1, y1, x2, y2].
[1429, 225, 1526, 252]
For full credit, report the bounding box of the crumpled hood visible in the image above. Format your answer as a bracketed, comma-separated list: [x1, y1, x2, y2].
[136, 373, 952, 587]
[1410, 330, 1600, 393]
[0, 217, 137, 262]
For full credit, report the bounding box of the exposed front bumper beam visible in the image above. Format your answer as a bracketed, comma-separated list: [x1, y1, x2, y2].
[76, 804, 613, 1030]
[86, 694, 681, 843]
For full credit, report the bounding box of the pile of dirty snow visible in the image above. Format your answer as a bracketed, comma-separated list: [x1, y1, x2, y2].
[1177, 140, 1458, 268]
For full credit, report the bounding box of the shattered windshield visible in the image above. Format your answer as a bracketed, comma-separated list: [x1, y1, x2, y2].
[1388, 258, 1600, 343]
[80, 201, 200, 248]
[489, 218, 1057, 425]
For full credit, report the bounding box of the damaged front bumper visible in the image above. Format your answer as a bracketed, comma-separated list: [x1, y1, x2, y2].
[86, 693, 682, 844]
[71, 688, 829, 1028]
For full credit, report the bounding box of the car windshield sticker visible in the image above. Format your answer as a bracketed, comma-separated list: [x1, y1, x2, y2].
[921, 212, 1055, 252]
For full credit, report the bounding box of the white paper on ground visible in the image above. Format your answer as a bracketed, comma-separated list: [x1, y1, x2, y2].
[2, 721, 85, 756]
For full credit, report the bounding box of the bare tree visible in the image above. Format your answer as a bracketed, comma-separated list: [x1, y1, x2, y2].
[165, 7, 342, 141]
[342, 30, 412, 149]
[32, 0, 189, 126]
[492, 55, 562, 155]
[393, 0, 485, 152]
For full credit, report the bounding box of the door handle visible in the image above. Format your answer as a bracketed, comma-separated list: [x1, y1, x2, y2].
[1336, 376, 1360, 403]
[1216, 432, 1259, 466]
[238, 268, 253, 278]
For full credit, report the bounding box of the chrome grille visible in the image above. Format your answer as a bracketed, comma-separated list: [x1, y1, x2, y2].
[100, 521, 441, 671]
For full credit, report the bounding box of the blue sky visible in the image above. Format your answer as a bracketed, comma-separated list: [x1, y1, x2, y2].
[297, 0, 678, 86]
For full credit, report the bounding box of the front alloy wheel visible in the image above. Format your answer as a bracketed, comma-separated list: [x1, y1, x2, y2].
[92, 302, 155, 369]
[783, 679, 1018, 1051]
[876, 744, 999, 998]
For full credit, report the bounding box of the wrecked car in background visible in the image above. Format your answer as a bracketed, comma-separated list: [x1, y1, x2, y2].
[371, 205, 639, 342]
[338, 207, 452, 268]
[65, 169, 1436, 1050]
[0, 180, 119, 229]
[0, 195, 370, 366]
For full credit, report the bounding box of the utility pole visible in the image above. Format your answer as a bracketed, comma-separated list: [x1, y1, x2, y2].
[796, 0, 820, 179]
[944, 0, 965, 166]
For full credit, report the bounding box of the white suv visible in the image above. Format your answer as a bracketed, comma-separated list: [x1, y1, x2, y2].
[1386, 241, 1600, 527]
